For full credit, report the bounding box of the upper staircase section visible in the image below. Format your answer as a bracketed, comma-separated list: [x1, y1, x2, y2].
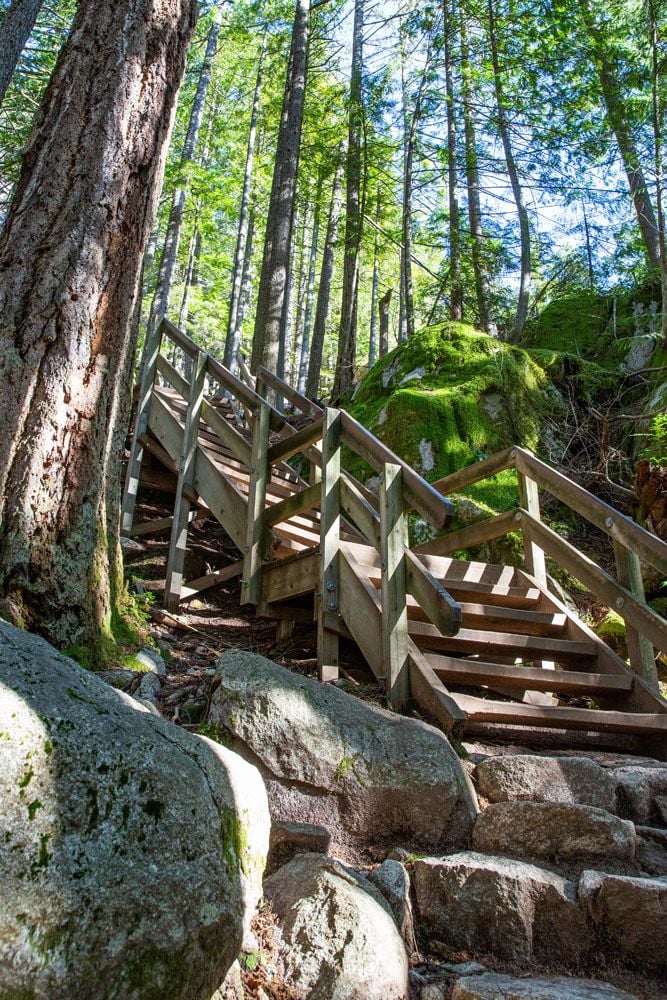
[122, 320, 667, 755]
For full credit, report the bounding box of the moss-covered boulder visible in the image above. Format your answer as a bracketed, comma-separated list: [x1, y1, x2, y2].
[0, 621, 270, 1000]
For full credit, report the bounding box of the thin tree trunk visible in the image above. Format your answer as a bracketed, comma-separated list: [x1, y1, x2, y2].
[648, 0, 667, 344]
[368, 186, 381, 365]
[224, 36, 265, 370]
[400, 29, 416, 339]
[443, 0, 462, 320]
[306, 156, 343, 399]
[279, 201, 299, 381]
[237, 206, 256, 334]
[0, 0, 43, 107]
[332, 0, 364, 398]
[487, 0, 531, 339]
[579, 0, 660, 272]
[379, 287, 392, 357]
[0, 0, 196, 648]
[582, 198, 595, 289]
[290, 202, 309, 384]
[460, 12, 496, 334]
[146, 8, 220, 338]
[298, 179, 321, 392]
[178, 224, 200, 330]
[251, 0, 309, 379]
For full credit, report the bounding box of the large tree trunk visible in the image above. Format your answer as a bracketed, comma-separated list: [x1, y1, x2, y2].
[460, 12, 496, 334]
[251, 0, 309, 378]
[332, 0, 364, 398]
[297, 178, 321, 393]
[579, 0, 660, 273]
[224, 37, 265, 371]
[0, 0, 197, 649]
[0, 0, 43, 107]
[443, 0, 462, 321]
[306, 156, 343, 399]
[146, 8, 220, 337]
[487, 0, 531, 339]
[399, 29, 416, 340]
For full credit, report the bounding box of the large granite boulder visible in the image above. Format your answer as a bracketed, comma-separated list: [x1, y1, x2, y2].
[474, 755, 618, 812]
[412, 852, 592, 966]
[209, 650, 478, 856]
[0, 621, 270, 1000]
[472, 802, 635, 863]
[264, 852, 409, 999]
[579, 870, 667, 972]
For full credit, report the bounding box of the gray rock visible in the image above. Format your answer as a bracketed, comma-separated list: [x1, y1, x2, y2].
[138, 669, 162, 704]
[451, 972, 638, 1000]
[636, 833, 667, 876]
[209, 650, 478, 856]
[97, 668, 138, 691]
[268, 819, 331, 871]
[264, 853, 409, 999]
[611, 765, 667, 824]
[0, 621, 270, 1000]
[420, 983, 448, 1000]
[655, 795, 667, 825]
[412, 851, 591, 966]
[472, 801, 635, 863]
[136, 647, 167, 676]
[120, 535, 145, 556]
[475, 755, 618, 812]
[368, 860, 417, 954]
[579, 870, 667, 971]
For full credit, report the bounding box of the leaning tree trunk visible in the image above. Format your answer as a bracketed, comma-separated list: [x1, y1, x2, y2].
[460, 12, 496, 334]
[0, 0, 43, 107]
[332, 0, 364, 398]
[224, 36, 265, 371]
[487, 0, 531, 339]
[146, 7, 220, 337]
[251, 0, 309, 378]
[306, 156, 343, 399]
[0, 0, 197, 649]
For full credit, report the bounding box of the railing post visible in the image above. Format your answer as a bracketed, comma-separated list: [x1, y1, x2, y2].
[318, 408, 341, 682]
[380, 462, 410, 712]
[164, 348, 206, 612]
[613, 540, 659, 690]
[121, 319, 164, 536]
[517, 463, 547, 590]
[241, 402, 271, 605]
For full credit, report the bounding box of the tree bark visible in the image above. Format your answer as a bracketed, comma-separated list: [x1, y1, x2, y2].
[146, 8, 220, 338]
[399, 27, 416, 339]
[306, 155, 343, 399]
[0, 0, 43, 107]
[298, 177, 321, 392]
[251, 0, 309, 378]
[0, 0, 197, 648]
[224, 36, 265, 371]
[460, 11, 496, 334]
[579, 0, 660, 273]
[368, 185, 381, 365]
[332, 0, 364, 398]
[487, 0, 531, 339]
[379, 287, 392, 357]
[443, 0, 462, 321]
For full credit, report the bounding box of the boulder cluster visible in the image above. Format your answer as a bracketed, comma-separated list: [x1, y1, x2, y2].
[1, 625, 665, 999]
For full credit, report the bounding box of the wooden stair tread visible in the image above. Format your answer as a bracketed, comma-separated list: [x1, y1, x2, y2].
[425, 653, 633, 695]
[408, 620, 598, 662]
[451, 693, 667, 735]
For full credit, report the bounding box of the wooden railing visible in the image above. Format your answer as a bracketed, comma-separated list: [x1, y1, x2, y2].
[426, 446, 667, 692]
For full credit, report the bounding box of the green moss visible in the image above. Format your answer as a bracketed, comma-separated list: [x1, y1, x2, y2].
[27, 800, 42, 821]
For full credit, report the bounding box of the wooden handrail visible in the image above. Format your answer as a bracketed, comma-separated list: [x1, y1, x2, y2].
[431, 447, 515, 497]
[514, 448, 667, 577]
[256, 365, 324, 419]
[267, 416, 325, 464]
[339, 410, 454, 531]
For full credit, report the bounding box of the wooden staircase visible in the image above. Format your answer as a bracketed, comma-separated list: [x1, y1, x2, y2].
[122, 320, 667, 754]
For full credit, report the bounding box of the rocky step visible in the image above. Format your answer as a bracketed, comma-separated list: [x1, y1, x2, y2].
[412, 851, 666, 975]
[448, 972, 639, 1000]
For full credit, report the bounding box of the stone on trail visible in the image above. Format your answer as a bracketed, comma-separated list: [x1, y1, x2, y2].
[472, 801, 635, 863]
[264, 852, 409, 1000]
[610, 764, 667, 824]
[209, 650, 478, 856]
[579, 870, 667, 972]
[367, 859, 417, 954]
[412, 851, 591, 966]
[0, 621, 270, 1000]
[474, 754, 618, 812]
[451, 972, 638, 1000]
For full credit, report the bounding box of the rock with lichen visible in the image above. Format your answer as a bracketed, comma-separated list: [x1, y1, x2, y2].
[0, 620, 270, 1000]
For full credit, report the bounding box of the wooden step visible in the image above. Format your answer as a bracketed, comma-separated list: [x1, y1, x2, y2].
[441, 580, 541, 609]
[408, 620, 598, 663]
[400, 594, 566, 636]
[452, 692, 667, 736]
[425, 653, 633, 696]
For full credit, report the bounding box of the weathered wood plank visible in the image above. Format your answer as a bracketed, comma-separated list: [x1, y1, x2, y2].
[339, 546, 383, 678]
[425, 654, 633, 696]
[264, 482, 320, 529]
[179, 560, 244, 602]
[267, 416, 325, 464]
[414, 509, 520, 557]
[404, 549, 461, 636]
[318, 409, 342, 681]
[431, 447, 516, 497]
[614, 540, 659, 690]
[256, 365, 324, 418]
[407, 642, 468, 736]
[380, 463, 410, 711]
[515, 448, 667, 577]
[241, 402, 271, 605]
[408, 620, 598, 661]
